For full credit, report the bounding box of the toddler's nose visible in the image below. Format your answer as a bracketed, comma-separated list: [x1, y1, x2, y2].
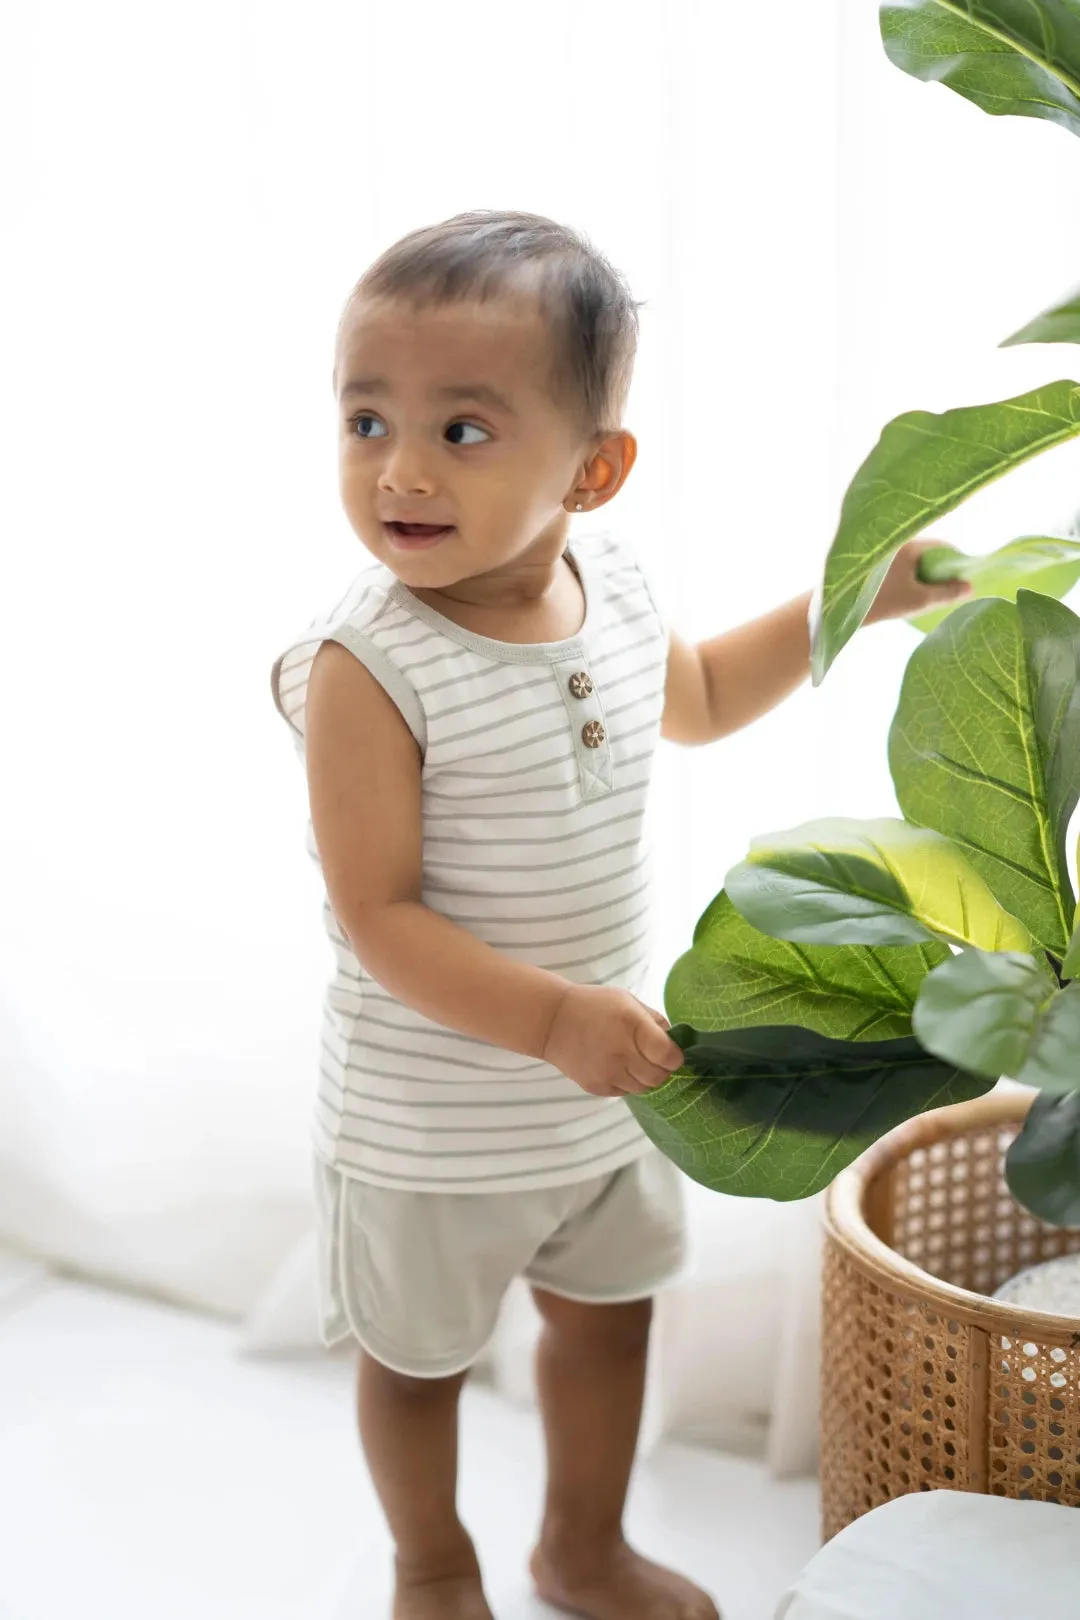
[378, 440, 438, 498]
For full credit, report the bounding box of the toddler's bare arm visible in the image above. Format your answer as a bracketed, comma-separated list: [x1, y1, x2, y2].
[660, 538, 971, 746]
[304, 642, 682, 1098]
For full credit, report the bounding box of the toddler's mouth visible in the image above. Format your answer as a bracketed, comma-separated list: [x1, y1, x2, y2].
[385, 521, 455, 549]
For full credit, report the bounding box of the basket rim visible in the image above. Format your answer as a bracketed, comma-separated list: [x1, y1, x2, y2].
[823, 1085, 1080, 1339]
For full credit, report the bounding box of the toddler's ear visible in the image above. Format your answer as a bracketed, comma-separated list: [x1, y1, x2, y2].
[578, 430, 638, 508]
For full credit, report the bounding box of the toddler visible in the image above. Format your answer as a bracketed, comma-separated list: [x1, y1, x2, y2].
[272, 210, 964, 1620]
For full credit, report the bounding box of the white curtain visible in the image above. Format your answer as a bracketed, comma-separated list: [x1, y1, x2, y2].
[3, 0, 1078, 1467]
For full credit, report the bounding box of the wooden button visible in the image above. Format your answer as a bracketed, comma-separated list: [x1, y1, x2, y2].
[569, 670, 594, 699]
[582, 720, 606, 749]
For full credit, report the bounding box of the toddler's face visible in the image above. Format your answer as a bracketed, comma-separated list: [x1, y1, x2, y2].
[334, 292, 592, 589]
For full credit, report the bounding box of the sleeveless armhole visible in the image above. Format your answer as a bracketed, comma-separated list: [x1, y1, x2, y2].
[271, 613, 428, 756]
[326, 626, 427, 754]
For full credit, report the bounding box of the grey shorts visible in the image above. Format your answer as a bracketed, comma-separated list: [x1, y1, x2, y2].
[313, 1149, 689, 1378]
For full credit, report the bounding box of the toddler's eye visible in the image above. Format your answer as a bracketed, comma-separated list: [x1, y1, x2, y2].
[353, 415, 388, 440]
[446, 421, 490, 446]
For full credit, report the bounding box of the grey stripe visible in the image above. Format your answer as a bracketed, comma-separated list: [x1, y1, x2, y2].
[319, 1070, 584, 1110]
[423, 835, 641, 874]
[426, 855, 645, 901]
[317, 1055, 346, 1099]
[609, 697, 664, 724]
[424, 777, 651, 823]
[428, 671, 552, 722]
[327, 1002, 552, 1055]
[334, 1104, 627, 1138]
[595, 588, 651, 618]
[276, 670, 310, 700]
[599, 658, 667, 695]
[434, 750, 576, 780]
[319, 1086, 605, 1112]
[329, 1032, 550, 1074]
[329, 1112, 641, 1159]
[426, 695, 561, 751]
[425, 809, 639, 849]
[370, 618, 440, 648]
[403, 645, 490, 677]
[413, 656, 516, 691]
[442, 721, 571, 766]
[553, 928, 650, 974]
[441, 876, 649, 928]
[321, 1057, 567, 1091]
[424, 778, 580, 805]
[327, 951, 647, 1025]
[614, 718, 661, 746]
[326, 580, 378, 624]
[331, 1121, 644, 1179]
[592, 628, 656, 667]
[606, 606, 655, 633]
[424, 749, 651, 803]
[483, 902, 650, 953]
[334, 933, 648, 1008]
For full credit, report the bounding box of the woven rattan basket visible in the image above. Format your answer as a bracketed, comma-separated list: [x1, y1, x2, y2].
[821, 1088, 1080, 1541]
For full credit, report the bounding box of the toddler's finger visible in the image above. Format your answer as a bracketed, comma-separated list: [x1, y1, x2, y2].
[621, 1062, 669, 1094]
[634, 1017, 685, 1071]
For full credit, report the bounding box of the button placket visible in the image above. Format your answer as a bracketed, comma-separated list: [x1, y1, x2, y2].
[557, 658, 612, 799]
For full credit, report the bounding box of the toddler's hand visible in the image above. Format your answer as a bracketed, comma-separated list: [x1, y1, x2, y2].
[542, 985, 685, 1098]
[866, 538, 971, 625]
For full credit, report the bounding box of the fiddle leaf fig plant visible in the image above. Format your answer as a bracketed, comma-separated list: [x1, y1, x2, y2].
[808, 383, 1080, 683]
[1002, 282, 1080, 348]
[630, 1, 1080, 1226]
[908, 536, 1080, 634]
[633, 592, 1080, 1222]
[881, 1, 1080, 140]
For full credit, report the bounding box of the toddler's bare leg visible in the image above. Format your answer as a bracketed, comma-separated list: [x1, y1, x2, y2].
[358, 1352, 493, 1620]
[529, 1291, 720, 1620]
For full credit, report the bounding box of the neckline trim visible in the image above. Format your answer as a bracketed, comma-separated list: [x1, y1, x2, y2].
[388, 537, 598, 666]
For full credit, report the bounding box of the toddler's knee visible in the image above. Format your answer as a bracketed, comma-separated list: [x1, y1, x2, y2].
[533, 1290, 653, 1356]
[360, 1350, 468, 1403]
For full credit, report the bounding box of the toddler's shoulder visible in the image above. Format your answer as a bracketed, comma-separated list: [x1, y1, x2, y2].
[271, 559, 424, 748]
[576, 528, 670, 629]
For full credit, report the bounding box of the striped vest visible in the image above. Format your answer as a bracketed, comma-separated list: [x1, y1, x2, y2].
[271, 532, 669, 1193]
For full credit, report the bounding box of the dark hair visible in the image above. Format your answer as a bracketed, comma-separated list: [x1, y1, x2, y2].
[342, 210, 641, 438]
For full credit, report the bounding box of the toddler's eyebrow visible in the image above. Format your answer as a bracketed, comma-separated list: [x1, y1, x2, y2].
[339, 377, 516, 416]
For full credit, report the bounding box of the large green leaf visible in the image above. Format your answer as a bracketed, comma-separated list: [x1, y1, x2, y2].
[912, 947, 1074, 1083]
[810, 382, 1080, 683]
[1016, 980, 1080, 1089]
[1002, 283, 1080, 347]
[664, 891, 946, 1042]
[889, 592, 1080, 955]
[726, 816, 1033, 952]
[1063, 908, 1080, 978]
[911, 536, 1080, 633]
[1005, 1091, 1080, 1226]
[881, 2, 1080, 140]
[628, 1024, 993, 1199]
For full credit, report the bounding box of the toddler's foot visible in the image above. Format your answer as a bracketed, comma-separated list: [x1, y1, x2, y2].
[394, 1549, 495, 1620]
[531, 1539, 719, 1620]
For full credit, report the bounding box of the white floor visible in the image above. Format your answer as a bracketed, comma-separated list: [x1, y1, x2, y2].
[0, 1264, 820, 1620]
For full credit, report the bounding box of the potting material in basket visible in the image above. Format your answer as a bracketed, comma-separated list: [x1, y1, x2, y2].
[994, 1253, 1080, 1316]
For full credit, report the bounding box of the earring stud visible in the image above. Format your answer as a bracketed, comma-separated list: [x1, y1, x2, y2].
[575, 502, 583, 512]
